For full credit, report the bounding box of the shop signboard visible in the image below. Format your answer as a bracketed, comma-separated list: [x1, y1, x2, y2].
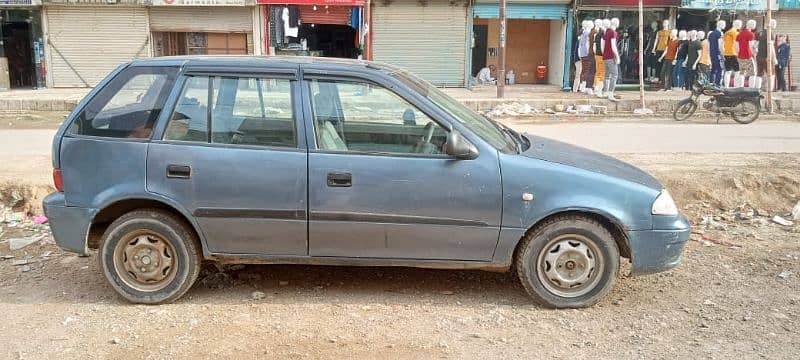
[580, 0, 681, 6]
[256, 0, 365, 5]
[779, 0, 799, 8]
[149, 0, 247, 5]
[0, 0, 40, 5]
[679, 0, 779, 10]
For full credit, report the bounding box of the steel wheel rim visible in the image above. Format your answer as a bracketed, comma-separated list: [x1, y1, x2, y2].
[113, 230, 178, 292]
[536, 234, 604, 298]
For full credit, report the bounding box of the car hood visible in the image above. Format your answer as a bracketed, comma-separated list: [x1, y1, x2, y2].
[520, 134, 662, 190]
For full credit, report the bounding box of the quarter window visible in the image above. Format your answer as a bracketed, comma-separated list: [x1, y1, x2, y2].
[309, 79, 447, 155]
[68, 66, 178, 139]
[164, 76, 296, 148]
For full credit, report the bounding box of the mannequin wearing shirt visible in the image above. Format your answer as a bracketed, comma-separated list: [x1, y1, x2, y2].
[645, 21, 659, 81]
[684, 30, 701, 90]
[593, 19, 607, 97]
[603, 18, 621, 102]
[651, 20, 671, 84]
[578, 20, 595, 93]
[735, 19, 757, 88]
[708, 20, 725, 86]
[573, 22, 586, 92]
[697, 31, 711, 84]
[658, 29, 679, 91]
[723, 20, 742, 87]
[673, 30, 688, 91]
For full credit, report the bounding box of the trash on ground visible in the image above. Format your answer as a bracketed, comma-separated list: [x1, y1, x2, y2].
[772, 216, 794, 226]
[792, 201, 800, 221]
[33, 215, 48, 225]
[8, 234, 47, 251]
[777, 270, 792, 279]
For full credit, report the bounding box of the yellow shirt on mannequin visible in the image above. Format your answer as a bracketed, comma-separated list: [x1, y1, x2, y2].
[656, 29, 670, 51]
[723, 28, 739, 57]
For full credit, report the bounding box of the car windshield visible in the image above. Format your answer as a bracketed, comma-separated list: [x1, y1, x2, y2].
[386, 67, 518, 153]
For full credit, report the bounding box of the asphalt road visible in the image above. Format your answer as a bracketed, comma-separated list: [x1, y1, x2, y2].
[3, 120, 800, 156]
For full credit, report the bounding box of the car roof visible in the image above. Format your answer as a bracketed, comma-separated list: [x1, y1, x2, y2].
[129, 55, 401, 75]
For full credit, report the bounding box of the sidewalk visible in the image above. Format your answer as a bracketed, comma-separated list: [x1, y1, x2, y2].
[1, 84, 798, 114]
[442, 84, 800, 114]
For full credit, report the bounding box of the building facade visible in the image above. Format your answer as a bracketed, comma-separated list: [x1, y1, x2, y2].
[1, 0, 45, 89]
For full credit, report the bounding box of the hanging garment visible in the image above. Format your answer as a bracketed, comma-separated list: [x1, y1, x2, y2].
[283, 7, 299, 39]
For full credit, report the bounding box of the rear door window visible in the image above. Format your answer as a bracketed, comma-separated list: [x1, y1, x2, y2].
[164, 75, 296, 148]
[68, 66, 178, 139]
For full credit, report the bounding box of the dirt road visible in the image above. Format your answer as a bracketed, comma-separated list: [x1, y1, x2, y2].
[1, 153, 798, 359]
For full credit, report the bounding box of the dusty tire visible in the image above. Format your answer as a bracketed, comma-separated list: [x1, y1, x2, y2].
[99, 209, 202, 304]
[516, 215, 619, 308]
[673, 98, 697, 121]
[731, 99, 760, 124]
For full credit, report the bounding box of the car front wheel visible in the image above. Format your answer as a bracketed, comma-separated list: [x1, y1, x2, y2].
[516, 215, 619, 308]
[99, 209, 202, 304]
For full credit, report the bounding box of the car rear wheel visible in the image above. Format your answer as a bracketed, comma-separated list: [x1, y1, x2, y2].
[516, 215, 619, 308]
[99, 209, 202, 304]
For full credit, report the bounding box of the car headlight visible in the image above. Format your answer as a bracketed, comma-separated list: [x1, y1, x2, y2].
[652, 190, 678, 216]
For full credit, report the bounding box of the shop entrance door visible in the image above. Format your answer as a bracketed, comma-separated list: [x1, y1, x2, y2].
[1, 14, 35, 88]
[471, 24, 488, 77]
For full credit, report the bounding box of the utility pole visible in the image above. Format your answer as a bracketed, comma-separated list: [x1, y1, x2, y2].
[766, 0, 774, 113]
[633, 0, 652, 114]
[497, 0, 506, 98]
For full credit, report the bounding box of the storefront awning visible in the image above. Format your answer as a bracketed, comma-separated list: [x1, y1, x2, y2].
[257, 0, 365, 5]
[679, 0, 779, 10]
[580, 0, 681, 6]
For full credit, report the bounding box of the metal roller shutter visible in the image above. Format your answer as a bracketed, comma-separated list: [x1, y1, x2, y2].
[149, 7, 253, 32]
[473, 3, 568, 20]
[775, 11, 799, 90]
[299, 5, 352, 25]
[45, 6, 149, 88]
[373, 0, 467, 87]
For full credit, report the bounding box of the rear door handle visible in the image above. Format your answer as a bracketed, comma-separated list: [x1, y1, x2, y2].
[327, 172, 352, 187]
[167, 164, 191, 179]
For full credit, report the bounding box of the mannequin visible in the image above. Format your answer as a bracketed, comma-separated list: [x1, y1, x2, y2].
[645, 21, 659, 81]
[594, 19, 607, 97]
[684, 30, 700, 89]
[723, 19, 742, 87]
[756, 19, 778, 90]
[573, 21, 587, 92]
[577, 20, 594, 93]
[673, 30, 688, 91]
[651, 20, 671, 84]
[583, 20, 597, 95]
[708, 20, 726, 86]
[658, 29, 679, 91]
[735, 19, 757, 88]
[697, 31, 711, 84]
[603, 18, 621, 102]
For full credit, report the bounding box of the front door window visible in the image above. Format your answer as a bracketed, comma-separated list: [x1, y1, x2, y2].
[308, 79, 447, 155]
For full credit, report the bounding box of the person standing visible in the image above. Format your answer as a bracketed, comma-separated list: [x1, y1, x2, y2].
[776, 35, 791, 91]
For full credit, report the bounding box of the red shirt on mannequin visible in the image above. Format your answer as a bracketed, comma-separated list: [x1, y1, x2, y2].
[603, 28, 619, 60]
[736, 28, 755, 59]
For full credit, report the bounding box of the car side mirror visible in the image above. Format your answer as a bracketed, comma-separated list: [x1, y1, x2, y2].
[444, 131, 479, 160]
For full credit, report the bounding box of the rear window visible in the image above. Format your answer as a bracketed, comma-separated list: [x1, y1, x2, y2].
[68, 66, 178, 139]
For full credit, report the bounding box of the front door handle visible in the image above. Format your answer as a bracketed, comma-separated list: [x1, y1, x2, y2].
[327, 172, 352, 187]
[167, 164, 191, 179]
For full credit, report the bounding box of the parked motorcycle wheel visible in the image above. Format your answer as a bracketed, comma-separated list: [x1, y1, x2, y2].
[731, 99, 760, 124]
[673, 99, 697, 121]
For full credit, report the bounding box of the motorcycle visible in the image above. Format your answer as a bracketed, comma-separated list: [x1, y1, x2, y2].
[673, 81, 763, 124]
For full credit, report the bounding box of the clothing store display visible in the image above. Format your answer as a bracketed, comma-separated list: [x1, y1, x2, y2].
[644, 28, 657, 78]
[604, 59, 619, 94]
[738, 58, 755, 77]
[579, 28, 594, 88]
[282, 7, 299, 39]
[698, 63, 710, 84]
[593, 28, 605, 88]
[603, 28, 619, 95]
[699, 39, 711, 84]
[619, 30, 634, 80]
[603, 28, 618, 60]
[674, 39, 688, 89]
[725, 56, 740, 71]
[756, 30, 769, 77]
[656, 28, 670, 52]
[736, 28, 755, 59]
[708, 29, 723, 85]
[660, 38, 679, 90]
[723, 27, 739, 57]
[686, 39, 701, 88]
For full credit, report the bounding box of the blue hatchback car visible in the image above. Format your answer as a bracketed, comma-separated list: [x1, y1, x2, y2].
[43, 56, 690, 307]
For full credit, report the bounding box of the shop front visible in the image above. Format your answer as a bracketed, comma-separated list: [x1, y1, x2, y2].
[776, 1, 798, 90]
[678, 0, 780, 31]
[372, 0, 468, 87]
[150, 0, 255, 57]
[1, 0, 44, 90]
[577, 0, 681, 85]
[43, 1, 149, 87]
[259, 0, 365, 59]
[471, 0, 572, 87]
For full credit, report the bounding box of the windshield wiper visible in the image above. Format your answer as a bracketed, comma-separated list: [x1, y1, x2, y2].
[483, 114, 522, 153]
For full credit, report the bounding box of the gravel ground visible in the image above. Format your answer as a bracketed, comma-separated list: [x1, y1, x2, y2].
[1, 153, 798, 359]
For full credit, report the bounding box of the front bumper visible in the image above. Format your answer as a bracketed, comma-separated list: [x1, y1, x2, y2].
[42, 192, 95, 256]
[627, 214, 691, 275]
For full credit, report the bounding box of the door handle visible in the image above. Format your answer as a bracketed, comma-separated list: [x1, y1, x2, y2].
[167, 164, 191, 179]
[327, 172, 352, 187]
